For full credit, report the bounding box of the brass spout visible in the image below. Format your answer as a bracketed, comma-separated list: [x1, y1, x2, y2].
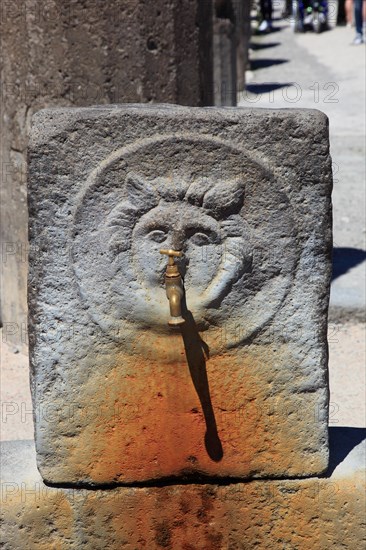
[160, 249, 185, 326]
[165, 278, 184, 326]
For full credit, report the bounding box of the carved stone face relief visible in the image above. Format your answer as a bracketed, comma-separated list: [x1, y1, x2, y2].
[29, 107, 332, 484]
[72, 135, 298, 350]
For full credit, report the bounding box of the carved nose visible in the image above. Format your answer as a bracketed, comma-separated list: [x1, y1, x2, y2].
[171, 230, 185, 251]
[170, 230, 188, 278]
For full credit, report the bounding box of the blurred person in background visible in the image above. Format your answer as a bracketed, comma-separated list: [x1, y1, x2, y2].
[258, 0, 273, 31]
[345, 0, 354, 26]
[282, 0, 292, 17]
[353, 0, 365, 43]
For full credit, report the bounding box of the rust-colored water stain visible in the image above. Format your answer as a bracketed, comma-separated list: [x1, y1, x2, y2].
[3, 473, 365, 548]
[4, 491, 73, 549]
[58, 328, 327, 484]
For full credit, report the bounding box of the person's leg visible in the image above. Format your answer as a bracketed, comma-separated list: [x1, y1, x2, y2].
[354, 0, 363, 34]
[259, 0, 265, 18]
[260, 0, 272, 20]
[258, 0, 273, 30]
[352, 0, 364, 41]
[282, 0, 292, 18]
[345, 0, 354, 25]
[266, 0, 273, 21]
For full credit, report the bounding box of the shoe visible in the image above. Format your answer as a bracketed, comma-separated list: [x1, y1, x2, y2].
[351, 34, 364, 45]
[258, 20, 269, 32]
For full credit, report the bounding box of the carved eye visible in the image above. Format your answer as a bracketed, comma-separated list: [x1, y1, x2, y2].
[147, 229, 168, 243]
[190, 232, 212, 246]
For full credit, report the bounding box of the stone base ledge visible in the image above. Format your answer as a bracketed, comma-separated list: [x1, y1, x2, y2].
[1, 432, 365, 549]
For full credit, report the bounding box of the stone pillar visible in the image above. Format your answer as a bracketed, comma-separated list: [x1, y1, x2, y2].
[212, 0, 252, 105]
[213, 0, 237, 106]
[0, 0, 213, 350]
[233, 0, 251, 91]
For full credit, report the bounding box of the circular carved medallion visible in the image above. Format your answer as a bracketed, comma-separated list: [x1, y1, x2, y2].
[72, 135, 298, 352]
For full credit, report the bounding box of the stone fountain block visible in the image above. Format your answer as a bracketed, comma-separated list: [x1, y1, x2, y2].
[28, 105, 333, 484]
[1, 436, 365, 549]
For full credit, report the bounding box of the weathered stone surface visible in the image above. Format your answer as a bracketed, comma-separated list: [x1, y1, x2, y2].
[1, 435, 365, 549]
[28, 105, 332, 484]
[213, 16, 237, 106]
[0, 0, 213, 350]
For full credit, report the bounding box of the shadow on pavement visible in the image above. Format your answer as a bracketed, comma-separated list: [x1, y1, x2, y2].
[250, 41, 281, 50]
[246, 82, 293, 94]
[326, 426, 365, 476]
[251, 58, 289, 70]
[332, 247, 366, 280]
